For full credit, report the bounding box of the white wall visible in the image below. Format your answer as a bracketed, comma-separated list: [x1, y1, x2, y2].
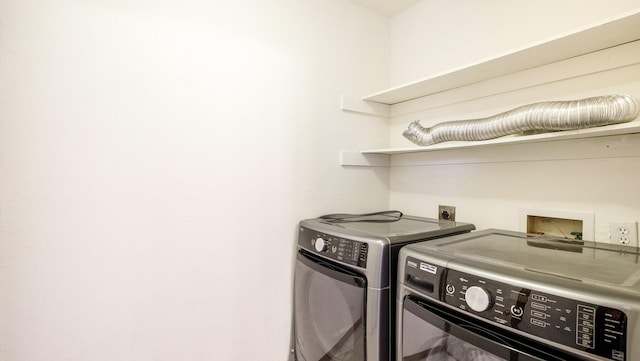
[390, 0, 640, 86]
[0, 1, 390, 360]
[388, 0, 640, 242]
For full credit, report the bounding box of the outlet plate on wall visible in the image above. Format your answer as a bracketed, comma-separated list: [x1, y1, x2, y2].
[438, 205, 455, 221]
[610, 221, 638, 246]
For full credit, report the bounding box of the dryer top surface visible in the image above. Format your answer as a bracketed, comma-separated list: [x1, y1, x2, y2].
[405, 228, 640, 292]
[300, 214, 475, 245]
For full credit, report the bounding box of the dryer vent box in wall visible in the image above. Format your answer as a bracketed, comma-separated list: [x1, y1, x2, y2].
[519, 208, 595, 241]
[526, 215, 583, 239]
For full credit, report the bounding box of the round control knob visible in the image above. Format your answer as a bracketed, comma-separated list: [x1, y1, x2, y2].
[465, 286, 492, 312]
[314, 238, 329, 252]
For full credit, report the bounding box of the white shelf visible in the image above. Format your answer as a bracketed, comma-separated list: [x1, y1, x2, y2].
[360, 122, 640, 155]
[363, 9, 640, 105]
[340, 9, 640, 166]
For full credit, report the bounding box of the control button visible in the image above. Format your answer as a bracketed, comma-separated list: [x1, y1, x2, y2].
[578, 332, 594, 342]
[510, 305, 524, 318]
[531, 310, 546, 319]
[576, 338, 594, 348]
[576, 304, 596, 349]
[531, 294, 548, 302]
[465, 286, 492, 312]
[531, 302, 547, 311]
[580, 312, 595, 321]
[445, 284, 456, 295]
[579, 319, 595, 328]
[314, 238, 329, 252]
[530, 318, 546, 328]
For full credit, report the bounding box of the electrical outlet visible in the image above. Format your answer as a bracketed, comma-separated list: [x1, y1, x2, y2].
[610, 221, 638, 246]
[439, 205, 456, 221]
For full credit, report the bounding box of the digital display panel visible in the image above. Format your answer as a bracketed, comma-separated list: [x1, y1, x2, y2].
[509, 292, 528, 303]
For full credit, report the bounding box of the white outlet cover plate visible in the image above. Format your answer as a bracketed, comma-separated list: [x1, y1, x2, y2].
[609, 221, 638, 246]
[518, 208, 595, 241]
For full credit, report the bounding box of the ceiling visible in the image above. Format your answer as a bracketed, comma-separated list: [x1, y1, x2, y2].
[349, 0, 421, 17]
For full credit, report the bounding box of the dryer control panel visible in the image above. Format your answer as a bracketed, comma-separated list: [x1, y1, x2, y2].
[298, 227, 368, 268]
[442, 268, 628, 361]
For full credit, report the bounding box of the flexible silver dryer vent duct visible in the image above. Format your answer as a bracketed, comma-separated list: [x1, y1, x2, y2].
[403, 94, 640, 146]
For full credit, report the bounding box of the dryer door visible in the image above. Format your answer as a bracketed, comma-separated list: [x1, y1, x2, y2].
[401, 296, 582, 361]
[294, 250, 367, 361]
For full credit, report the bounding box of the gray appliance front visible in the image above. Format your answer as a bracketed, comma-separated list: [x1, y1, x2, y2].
[396, 229, 640, 361]
[291, 214, 475, 361]
[294, 250, 388, 360]
[292, 225, 395, 361]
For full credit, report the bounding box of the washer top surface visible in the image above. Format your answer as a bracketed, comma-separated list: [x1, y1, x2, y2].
[301, 213, 474, 244]
[407, 228, 640, 291]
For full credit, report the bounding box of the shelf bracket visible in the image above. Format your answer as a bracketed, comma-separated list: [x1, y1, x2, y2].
[340, 151, 390, 167]
[340, 95, 390, 117]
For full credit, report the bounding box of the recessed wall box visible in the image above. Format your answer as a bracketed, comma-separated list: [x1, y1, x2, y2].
[519, 208, 594, 241]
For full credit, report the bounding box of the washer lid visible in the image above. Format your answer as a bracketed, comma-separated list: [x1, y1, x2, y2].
[417, 229, 640, 289]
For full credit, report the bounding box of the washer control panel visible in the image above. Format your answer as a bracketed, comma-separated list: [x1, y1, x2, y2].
[443, 269, 627, 361]
[299, 227, 368, 268]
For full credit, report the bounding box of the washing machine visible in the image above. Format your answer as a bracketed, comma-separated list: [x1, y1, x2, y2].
[290, 211, 475, 361]
[397, 228, 640, 361]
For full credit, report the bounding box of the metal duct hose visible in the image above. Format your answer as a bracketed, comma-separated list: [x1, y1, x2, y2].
[403, 95, 640, 146]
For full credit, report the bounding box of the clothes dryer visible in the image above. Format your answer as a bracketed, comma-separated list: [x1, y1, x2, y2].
[291, 211, 474, 361]
[397, 229, 640, 361]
